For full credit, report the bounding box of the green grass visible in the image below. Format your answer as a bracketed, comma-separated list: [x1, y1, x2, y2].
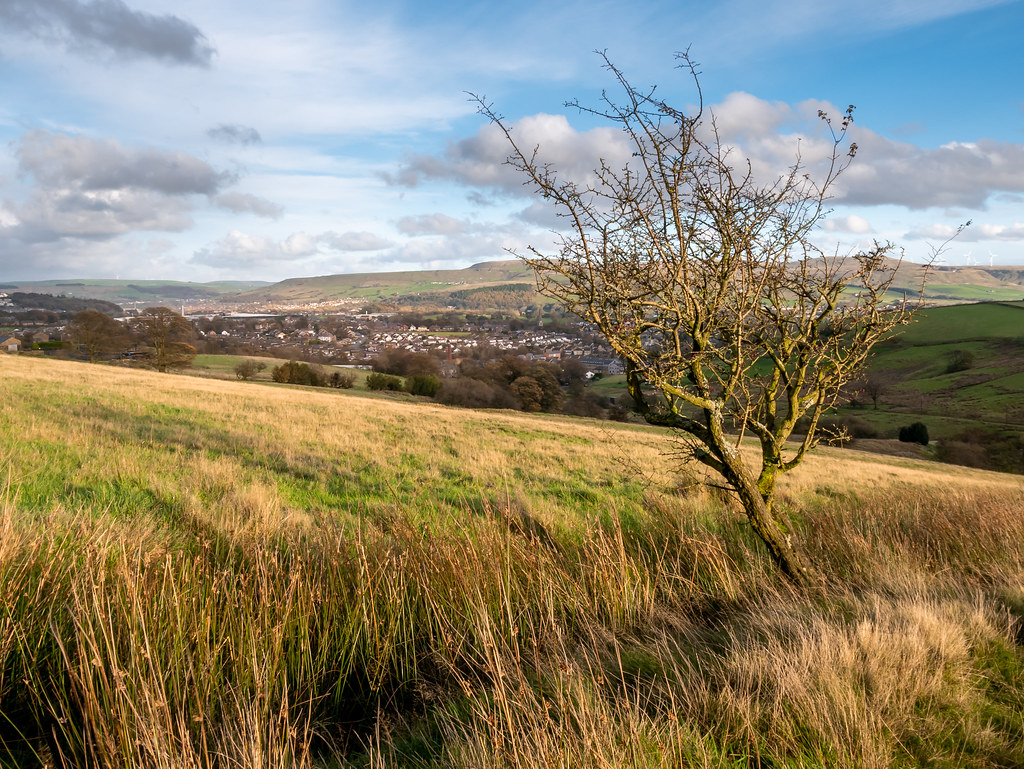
[824, 302, 1024, 444]
[893, 302, 1024, 345]
[237, 260, 535, 304]
[924, 284, 1024, 302]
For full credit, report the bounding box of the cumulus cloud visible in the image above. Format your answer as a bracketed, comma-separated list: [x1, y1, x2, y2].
[0, 0, 215, 66]
[906, 221, 1024, 242]
[395, 95, 1024, 212]
[3, 189, 194, 242]
[838, 138, 1024, 210]
[213, 191, 283, 219]
[207, 123, 262, 146]
[192, 229, 393, 269]
[192, 230, 319, 269]
[17, 130, 231, 195]
[317, 231, 393, 251]
[4, 130, 236, 243]
[704, 98, 1024, 210]
[396, 213, 466, 236]
[822, 215, 873, 234]
[1, 130, 287, 261]
[388, 114, 632, 194]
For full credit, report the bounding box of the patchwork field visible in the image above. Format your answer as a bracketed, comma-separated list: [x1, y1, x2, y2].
[2, 355, 1024, 767]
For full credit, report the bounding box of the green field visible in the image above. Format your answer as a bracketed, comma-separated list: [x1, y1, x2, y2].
[891, 301, 1024, 344]
[3, 355, 1024, 767]
[576, 304, 1024, 460]
[829, 302, 1024, 454]
[924, 284, 1024, 302]
[235, 260, 536, 304]
[190, 354, 376, 388]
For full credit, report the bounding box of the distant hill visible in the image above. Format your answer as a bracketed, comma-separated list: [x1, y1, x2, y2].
[233, 260, 537, 305]
[889, 261, 1024, 302]
[0, 279, 270, 308]
[3, 292, 123, 315]
[234, 258, 1024, 307]
[7, 259, 1024, 311]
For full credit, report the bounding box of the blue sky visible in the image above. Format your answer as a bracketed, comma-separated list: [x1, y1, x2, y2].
[1, 0, 1022, 282]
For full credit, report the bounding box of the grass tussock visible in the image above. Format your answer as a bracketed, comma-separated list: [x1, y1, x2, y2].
[2, 355, 1024, 768]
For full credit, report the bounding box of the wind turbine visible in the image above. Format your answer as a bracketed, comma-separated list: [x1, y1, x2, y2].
[963, 250, 974, 266]
[988, 251, 998, 267]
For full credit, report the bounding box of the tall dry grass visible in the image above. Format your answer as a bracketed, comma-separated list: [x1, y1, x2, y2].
[2, 355, 1024, 767]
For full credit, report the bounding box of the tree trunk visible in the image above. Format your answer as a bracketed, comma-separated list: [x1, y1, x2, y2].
[726, 462, 818, 586]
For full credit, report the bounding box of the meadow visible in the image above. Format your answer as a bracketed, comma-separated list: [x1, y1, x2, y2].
[2, 354, 1024, 767]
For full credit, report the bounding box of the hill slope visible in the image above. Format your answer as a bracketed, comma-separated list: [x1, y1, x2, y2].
[2, 356, 1024, 768]
[0, 278, 269, 308]
[232, 260, 537, 304]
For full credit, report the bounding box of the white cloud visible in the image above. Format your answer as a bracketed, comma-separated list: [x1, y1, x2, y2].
[3, 130, 286, 249]
[396, 213, 466, 236]
[389, 114, 632, 194]
[398, 94, 1024, 214]
[213, 191, 283, 218]
[906, 221, 1024, 242]
[822, 215, 873, 234]
[192, 230, 316, 269]
[192, 228, 393, 270]
[385, 234, 509, 264]
[317, 230, 392, 251]
[0, 233, 184, 279]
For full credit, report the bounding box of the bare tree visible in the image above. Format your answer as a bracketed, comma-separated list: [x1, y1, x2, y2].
[67, 309, 126, 362]
[133, 307, 196, 373]
[477, 52, 958, 584]
[859, 372, 888, 410]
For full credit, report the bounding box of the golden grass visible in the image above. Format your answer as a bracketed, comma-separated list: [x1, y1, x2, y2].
[2, 354, 1024, 768]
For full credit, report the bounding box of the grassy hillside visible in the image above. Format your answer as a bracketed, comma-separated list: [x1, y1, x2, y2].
[7, 260, 1024, 311]
[2, 356, 1024, 767]
[888, 262, 1024, 303]
[588, 301, 1024, 471]
[0, 279, 269, 308]
[221, 260, 1024, 307]
[235, 260, 537, 304]
[825, 301, 1024, 468]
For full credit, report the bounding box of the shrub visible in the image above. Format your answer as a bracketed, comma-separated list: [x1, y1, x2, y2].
[511, 375, 544, 412]
[435, 378, 518, 409]
[406, 374, 441, 397]
[372, 349, 441, 377]
[271, 361, 323, 386]
[898, 422, 930, 445]
[366, 372, 404, 391]
[945, 349, 976, 373]
[234, 359, 267, 380]
[329, 370, 356, 389]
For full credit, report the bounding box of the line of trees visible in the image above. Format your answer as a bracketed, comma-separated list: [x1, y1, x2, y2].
[65, 306, 196, 372]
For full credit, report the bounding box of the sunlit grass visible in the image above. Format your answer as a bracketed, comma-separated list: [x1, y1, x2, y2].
[2, 355, 1024, 768]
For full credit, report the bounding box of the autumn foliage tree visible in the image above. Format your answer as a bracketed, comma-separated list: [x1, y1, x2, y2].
[133, 307, 196, 373]
[67, 309, 126, 362]
[478, 53, 955, 584]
